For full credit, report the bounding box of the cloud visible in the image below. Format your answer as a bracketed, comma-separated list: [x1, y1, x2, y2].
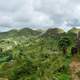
[37, 0, 80, 27]
[0, 0, 80, 31]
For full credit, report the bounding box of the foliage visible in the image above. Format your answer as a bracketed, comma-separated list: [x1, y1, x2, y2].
[58, 37, 71, 49]
[0, 28, 78, 80]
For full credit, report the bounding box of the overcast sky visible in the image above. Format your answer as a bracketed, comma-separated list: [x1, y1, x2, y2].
[0, 0, 80, 31]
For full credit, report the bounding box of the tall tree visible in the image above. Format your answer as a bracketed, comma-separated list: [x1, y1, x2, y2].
[58, 37, 71, 55]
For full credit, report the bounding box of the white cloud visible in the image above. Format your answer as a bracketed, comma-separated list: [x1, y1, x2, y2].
[0, 0, 80, 31]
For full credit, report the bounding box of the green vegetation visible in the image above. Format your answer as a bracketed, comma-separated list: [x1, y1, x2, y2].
[0, 27, 79, 80]
[58, 37, 71, 55]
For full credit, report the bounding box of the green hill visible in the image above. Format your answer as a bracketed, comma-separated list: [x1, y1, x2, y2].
[0, 28, 41, 39]
[68, 27, 80, 34]
[0, 27, 79, 80]
[42, 28, 64, 37]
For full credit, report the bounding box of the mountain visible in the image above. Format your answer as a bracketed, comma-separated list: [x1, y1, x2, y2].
[17, 28, 41, 37]
[68, 27, 80, 34]
[42, 28, 64, 37]
[0, 28, 41, 39]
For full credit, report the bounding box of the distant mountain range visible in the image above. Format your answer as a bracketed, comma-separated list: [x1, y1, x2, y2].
[0, 27, 80, 39]
[0, 28, 41, 39]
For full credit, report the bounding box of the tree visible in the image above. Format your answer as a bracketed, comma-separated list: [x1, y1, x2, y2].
[58, 37, 71, 55]
[39, 38, 45, 51]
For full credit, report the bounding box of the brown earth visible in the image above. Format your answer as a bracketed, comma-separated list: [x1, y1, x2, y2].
[69, 55, 80, 80]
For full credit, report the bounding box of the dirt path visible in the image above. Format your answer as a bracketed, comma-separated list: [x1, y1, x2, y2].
[69, 55, 80, 80]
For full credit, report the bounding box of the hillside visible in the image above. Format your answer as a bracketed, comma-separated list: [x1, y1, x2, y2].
[0, 28, 41, 39]
[0, 27, 79, 80]
[68, 27, 80, 34]
[43, 28, 64, 35]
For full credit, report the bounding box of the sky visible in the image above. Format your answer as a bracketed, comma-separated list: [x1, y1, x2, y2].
[0, 0, 80, 32]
